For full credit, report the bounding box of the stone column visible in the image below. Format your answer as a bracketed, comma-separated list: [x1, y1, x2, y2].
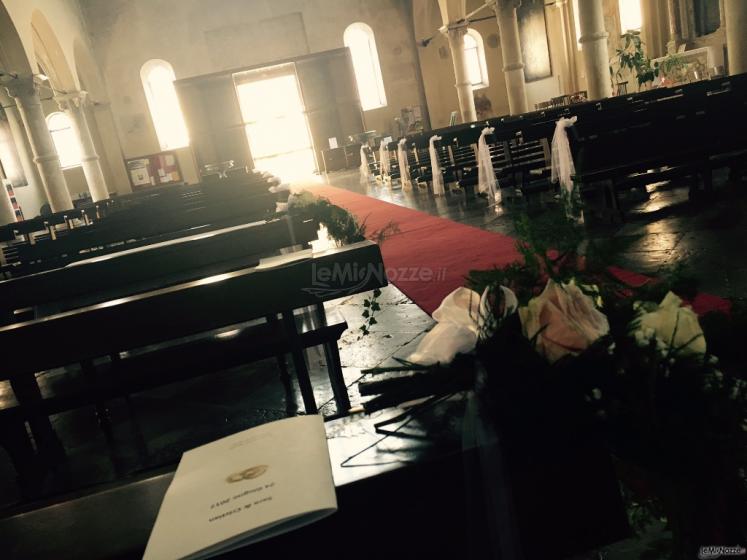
[0, 174, 16, 225]
[724, 0, 747, 75]
[4, 76, 72, 212]
[0, 95, 47, 209]
[443, 25, 477, 123]
[666, 0, 682, 54]
[556, 0, 580, 94]
[56, 91, 109, 202]
[492, 0, 529, 114]
[577, 0, 612, 100]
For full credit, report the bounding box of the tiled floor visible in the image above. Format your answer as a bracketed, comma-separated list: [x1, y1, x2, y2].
[1, 168, 744, 513]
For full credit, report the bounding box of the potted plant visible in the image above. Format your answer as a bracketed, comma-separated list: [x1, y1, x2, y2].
[610, 30, 659, 94]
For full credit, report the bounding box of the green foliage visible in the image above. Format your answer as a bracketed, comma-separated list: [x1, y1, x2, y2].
[289, 191, 399, 337]
[359, 288, 382, 337]
[658, 53, 688, 81]
[610, 30, 659, 88]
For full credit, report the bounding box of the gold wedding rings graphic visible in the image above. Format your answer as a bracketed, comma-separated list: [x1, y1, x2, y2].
[226, 465, 269, 483]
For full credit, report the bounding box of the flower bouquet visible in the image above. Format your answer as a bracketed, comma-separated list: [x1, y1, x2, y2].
[361, 208, 747, 559]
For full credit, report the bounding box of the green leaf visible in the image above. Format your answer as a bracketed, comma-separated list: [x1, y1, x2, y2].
[362, 310, 370, 318]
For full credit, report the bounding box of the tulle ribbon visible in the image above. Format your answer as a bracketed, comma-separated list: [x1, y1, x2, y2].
[397, 138, 411, 189]
[379, 139, 390, 175]
[428, 135, 445, 196]
[359, 145, 368, 183]
[550, 116, 578, 197]
[477, 126, 500, 203]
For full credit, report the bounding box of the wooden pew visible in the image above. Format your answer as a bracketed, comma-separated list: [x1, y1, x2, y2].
[6, 188, 278, 275]
[0, 215, 318, 324]
[569, 83, 747, 219]
[0, 241, 386, 474]
[390, 74, 747, 218]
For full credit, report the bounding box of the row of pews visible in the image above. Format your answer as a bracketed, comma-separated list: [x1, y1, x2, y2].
[0, 167, 386, 490]
[365, 72, 747, 219]
[1, 168, 280, 277]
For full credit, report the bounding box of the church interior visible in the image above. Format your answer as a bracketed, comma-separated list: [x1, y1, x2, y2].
[0, 0, 746, 558]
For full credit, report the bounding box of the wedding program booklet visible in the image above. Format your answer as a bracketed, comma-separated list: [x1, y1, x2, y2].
[143, 415, 337, 560]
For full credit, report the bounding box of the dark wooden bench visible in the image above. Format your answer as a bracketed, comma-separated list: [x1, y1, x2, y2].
[0, 215, 318, 324]
[0, 241, 386, 478]
[6, 190, 278, 274]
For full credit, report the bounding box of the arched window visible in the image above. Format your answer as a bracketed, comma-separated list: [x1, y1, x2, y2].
[464, 29, 489, 89]
[46, 112, 82, 168]
[343, 23, 387, 111]
[618, 0, 643, 32]
[140, 59, 189, 150]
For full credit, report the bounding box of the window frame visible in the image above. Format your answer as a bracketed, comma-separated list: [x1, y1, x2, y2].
[140, 59, 190, 151]
[464, 28, 489, 90]
[343, 22, 388, 112]
[46, 111, 82, 169]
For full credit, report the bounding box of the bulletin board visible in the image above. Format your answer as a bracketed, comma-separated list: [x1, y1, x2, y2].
[125, 151, 183, 190]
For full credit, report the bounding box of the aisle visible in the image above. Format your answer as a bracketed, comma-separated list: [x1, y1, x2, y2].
[309, 184, 519, 315]
[308, 184, 730, 317]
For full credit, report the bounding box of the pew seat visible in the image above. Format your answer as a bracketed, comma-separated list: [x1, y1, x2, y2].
[0, 309, 348, 427]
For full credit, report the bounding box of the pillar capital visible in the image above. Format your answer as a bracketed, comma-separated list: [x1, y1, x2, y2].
[3, 74, 41, 100]
[55, 90, 91, 112]
[488, 0, 522, 14]
[440, 21, 468, 40]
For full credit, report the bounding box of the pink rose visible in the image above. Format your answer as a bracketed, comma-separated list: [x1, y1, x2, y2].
[519, 279, 610, 363]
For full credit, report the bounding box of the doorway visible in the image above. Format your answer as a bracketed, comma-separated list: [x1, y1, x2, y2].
[234, 65, 316, 183]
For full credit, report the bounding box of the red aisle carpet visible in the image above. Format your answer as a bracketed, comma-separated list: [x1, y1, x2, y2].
[308, 185, 729, 317]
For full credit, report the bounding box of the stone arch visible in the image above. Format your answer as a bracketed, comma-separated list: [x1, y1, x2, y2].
[0, 2, 32, 74]
[30, 9, 76, 91]
[73, 39, 107, 102]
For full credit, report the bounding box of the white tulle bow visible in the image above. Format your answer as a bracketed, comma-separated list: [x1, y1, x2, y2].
[379, 139, 390, 175]
[477, 126, 500, 203]
[408, 286, 518, 366]
[359, 145, 368, 183]
[550, 116, 578, 196]
[397, 138, 411, 189]
[428, 135, 445, 196]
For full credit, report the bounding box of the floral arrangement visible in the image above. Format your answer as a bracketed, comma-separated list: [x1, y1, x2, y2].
[362, 206, 746, 558]
[287, 190, 399, 335]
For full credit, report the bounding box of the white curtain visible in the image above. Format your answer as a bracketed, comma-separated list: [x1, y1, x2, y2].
[477, 126, 500, 203]
[397, 138, 411, 189]
[428, 135, 445, 196]
[378, 139, 390, 175]
[550, 116, 578, 197]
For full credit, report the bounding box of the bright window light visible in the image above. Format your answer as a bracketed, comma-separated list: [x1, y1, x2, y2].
[140, 59, 189, 150]
[464, 29, 489, 89]
[619, 0, 643, 32]
[235, 71, 317, 183]
[46, 111, 82, 168]
[573, 0, 582, 50]
[344, 22, 387, 111]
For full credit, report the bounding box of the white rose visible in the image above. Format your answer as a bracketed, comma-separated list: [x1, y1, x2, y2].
[632, 292, 706, 356]
[519, 279, 610, 364]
